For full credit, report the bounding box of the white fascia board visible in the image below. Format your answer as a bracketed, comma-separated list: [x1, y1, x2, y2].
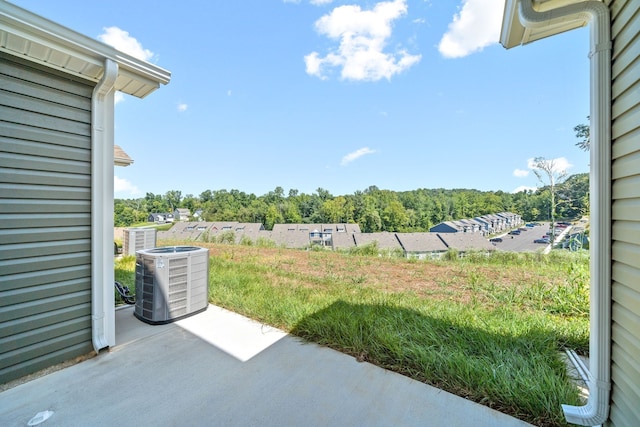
[500, 0, 590, 48]
[0, 0, 170, 97]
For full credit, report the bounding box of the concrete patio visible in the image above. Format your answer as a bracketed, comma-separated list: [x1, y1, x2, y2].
[0, 304, 532, 426]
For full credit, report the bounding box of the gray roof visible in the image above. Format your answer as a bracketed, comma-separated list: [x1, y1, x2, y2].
[396, 233, 449, 253]
[271, 223, 361, 234]
[438, 233, 496, 251]
[332, 232, 356, 249]
[353, 233, 402, 250]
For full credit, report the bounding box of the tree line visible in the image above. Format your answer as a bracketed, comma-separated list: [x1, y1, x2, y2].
[114, 173, 588, 233]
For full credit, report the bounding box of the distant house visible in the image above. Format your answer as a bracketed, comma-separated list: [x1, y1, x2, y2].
[429, 221, 462, 233]
[173, 208, 191, 222]
[148, 212, 174, 223]
[395, 233, 449, 259]
[0, 2, 170, 384]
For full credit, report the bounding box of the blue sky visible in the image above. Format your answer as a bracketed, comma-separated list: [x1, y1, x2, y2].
[11, 0, 591, 198]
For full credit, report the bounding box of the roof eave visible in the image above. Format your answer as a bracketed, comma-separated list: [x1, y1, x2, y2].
[0, 1, 171, 97]
[500, 0, 590, 49]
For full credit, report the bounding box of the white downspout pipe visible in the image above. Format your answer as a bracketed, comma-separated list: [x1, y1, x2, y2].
[91, 59, 118, 353]
[518, 1, 611, 425]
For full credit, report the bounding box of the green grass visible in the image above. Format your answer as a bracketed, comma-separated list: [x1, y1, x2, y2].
[114, 255, 136, 305]
[115, 245, 589, 426]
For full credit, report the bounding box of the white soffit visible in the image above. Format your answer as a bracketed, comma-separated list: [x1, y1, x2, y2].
[500, 0, 592, 48]
[0, 1, 170, 98]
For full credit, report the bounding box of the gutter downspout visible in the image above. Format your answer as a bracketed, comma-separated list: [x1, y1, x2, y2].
[91, 59, 118, 353]
[518, 1, 611, 425]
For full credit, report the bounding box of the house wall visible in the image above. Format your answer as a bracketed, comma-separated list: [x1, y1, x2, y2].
[609, 1, 640, 425]
[0, 52, 95, 383]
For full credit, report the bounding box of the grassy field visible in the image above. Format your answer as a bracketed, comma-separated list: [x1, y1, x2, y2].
[115, 243, 589, 427]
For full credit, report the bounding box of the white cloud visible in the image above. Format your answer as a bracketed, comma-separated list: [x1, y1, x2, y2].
[114, 176, 141, 196]
[438, 0, 504, 58]
[341, 147, 376, 165]
[114, 92, 125, 105]
[177, 103, 188, 112]
[305, 0, 421, 81]
[511, 185, 537, 194]
[98, 27, 154, 62]
[513, 168, 529, 178]
[527, 157, 573, 174]
[311, 0, 333, 5]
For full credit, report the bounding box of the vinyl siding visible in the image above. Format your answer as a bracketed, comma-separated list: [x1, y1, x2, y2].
[609, 0, 640, 425]
[0, 52, 95, 384]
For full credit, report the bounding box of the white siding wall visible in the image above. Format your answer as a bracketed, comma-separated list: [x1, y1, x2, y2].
[609, 1, 640, 425]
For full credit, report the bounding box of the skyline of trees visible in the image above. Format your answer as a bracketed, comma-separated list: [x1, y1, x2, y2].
[114, 173, 589, 232]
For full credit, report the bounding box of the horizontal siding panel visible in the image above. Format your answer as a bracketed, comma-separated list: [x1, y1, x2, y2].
[612, 316, 640, 368]
[612, 127, 640, 159]
[612, 281, 640, 319]
[612, 220, 640, 246]
[0, 213, 90, 229]
[0, 239, 90, 261]
[612, 198, 640, 221]
[0, 318, 90, 358]
[612, 60, 639, 108]
[612, 241, 640, 268]
[612, 257, 640, 291]
[0, 122, 90, 151]
[612, 302, 640, 352]
[0, 331, 91, 382]
[0, 106, 90, 136]
[0, 226, 90, 245]
[0, 152, 90, 175]
[0, 316, 91, 354]
[612, 101, 640, 140]
[1, 167, 90, 187]
[0, 72, 91, 111]
[612, 174, 640, 201]
[612, 150, 640, 180]
[611, 365, 640, 426]
[0, 135, 89, 162]
[0, 277, 89, 307]
[0, 341, 93, 385]
[611, 345, 640, 417]
[0, 183, 90, 200]
[1, 90, 91, 124]
[611, 0, 640, 48]
[0, 265, 90, 293]
[0, 199, 90, 214]
[0, 252, 91, 276]
[0, 293, 91, 330]
[0, 305, 91, 343]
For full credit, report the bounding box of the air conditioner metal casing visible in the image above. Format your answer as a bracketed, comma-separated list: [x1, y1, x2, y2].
[134, 246, 208, 324]
[123, 227, 157, 255]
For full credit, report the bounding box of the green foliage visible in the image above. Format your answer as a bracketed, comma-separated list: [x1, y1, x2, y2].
[114, 176, 590, 233]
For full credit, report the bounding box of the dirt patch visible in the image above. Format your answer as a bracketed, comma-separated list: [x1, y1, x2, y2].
[193, 243, 563, 309]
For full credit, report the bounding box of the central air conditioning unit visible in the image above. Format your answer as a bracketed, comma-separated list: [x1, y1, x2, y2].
[134, 246, 209, 324]
[123, 227, 157, 256]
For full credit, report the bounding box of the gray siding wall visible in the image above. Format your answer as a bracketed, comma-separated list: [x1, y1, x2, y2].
[0, 53, 95, 384]
[609, 1, 640, 425]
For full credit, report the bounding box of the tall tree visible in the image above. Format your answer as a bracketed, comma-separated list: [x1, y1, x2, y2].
[531, 157, 568, 240]
[574, 116, 590, 151]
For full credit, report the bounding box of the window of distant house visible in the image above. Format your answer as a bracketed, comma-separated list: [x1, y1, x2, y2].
[222, 226, 232, 230]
